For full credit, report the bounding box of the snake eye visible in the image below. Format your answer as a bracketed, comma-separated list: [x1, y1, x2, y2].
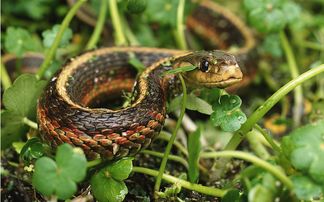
[199, 60, 209, 72]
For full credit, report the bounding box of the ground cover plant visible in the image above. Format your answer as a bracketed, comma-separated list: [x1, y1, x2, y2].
[1, 0, 324, 201]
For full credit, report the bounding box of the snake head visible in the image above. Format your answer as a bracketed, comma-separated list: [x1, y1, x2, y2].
[177, 50, 243, 88]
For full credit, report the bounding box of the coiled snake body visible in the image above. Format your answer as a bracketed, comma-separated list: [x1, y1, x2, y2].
[38, 1, 256, 160]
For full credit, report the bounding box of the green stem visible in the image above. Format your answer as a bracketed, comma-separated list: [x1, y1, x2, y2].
[85, 0, 107, 50]
[141, 150, 188, 169]
[200, 151, 293, 190]
[246, 129, 270, 159]
[154, 75, 187, 194]
[120, 15, 140, 46]
[158, 131, 188, 157]
[224, 64, 324, 151]
[280, 31, 303, 126]
[109, 0, 127, 46]
[299, 40, 324, 51]
[22, 117, 38, 129]
[1, 62, 12, 90]
[36, 0, 86, 79]
[175, 0, 187, 50]
[87, 159, 102, 168]
[133, 166, 227, 197]
[254, 124, 281, 154]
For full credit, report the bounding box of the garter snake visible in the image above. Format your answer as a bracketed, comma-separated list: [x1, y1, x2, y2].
[38, 0, 256, 160]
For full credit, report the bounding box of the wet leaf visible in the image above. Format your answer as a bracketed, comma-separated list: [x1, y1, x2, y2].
[20, 137, 44, 162]
[210, 95, 247, 132]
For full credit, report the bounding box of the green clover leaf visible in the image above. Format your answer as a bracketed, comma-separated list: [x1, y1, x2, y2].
[1, 74, 46, 148]
[4, 27, 42, 57]
[282, 120, 324, 185]
[42, 25, 73, 48]
[91, 158, 133, 202]
[210, 95, 247, 132]
[32, 144, 87, 200]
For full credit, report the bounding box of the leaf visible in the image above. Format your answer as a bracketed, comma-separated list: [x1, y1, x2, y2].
[91, 174, 128, 202]
[282, 120, 324, 185]
[1, 111, 28, 149]
[221, 189, 241, 202]
[248, 184, 273, 202]
[210, 95, 247, 132]
[1, 74, 46, 147]
[90, 158, 133, 202]
[291, 175, 323, 200]
[188, 127, 201, 183]
[163, 65, 196, 75]
[3, 74, 46, 119]
[32, 144, 87, 200]
[168, 94, 213, 115]
[4, 27, 40, 57]
[20, 137, 44, 162]
[127, 0, 147, 14]
[106, 158, 133, 181]
[42, 25, 73, 48]
[144, 0, 178, 27]
[261, 34, 282, 57]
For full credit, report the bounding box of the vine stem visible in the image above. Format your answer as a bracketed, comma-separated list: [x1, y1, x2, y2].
[109, 0, 127, 46]
[36, 0, 87, 79]
[85, 0, 107, 50]
[254, 124, 281, 154]
[154, 75, 187, 195]
[22, 117, 38, 130]
[280, 31, 303, 127]
[158, 131, 188, 157]
[1, 62, 12, 90]
[224, 64, 324, 151]
[175, 0, 187, 50]
[141, 150, 188, 169]
[133, 166, 227, 197]
[200, 151, 294, 190]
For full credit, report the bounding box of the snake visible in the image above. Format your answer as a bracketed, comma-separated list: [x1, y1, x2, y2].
[37, 0, 256, 160]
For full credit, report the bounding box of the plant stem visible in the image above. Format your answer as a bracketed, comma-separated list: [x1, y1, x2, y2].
[158, 131, 188, 157]
[22, 117, 38, 129]
[280, 31, 303, 126]
[254, 124, 281, 154]
[246, 129, 270, 159]
[175, 0, 187, 50]
[299, 40, 324, 51]
[1, 62, 12, 90]
[200, 151, 293, 190]
[85, 0, 107, 50]
[224, 64, 324, 151]
[109, 0, 127, 46]
[141, 150, 188, 169]
[37, 0, 86, 79]
[133, 166, 227, 197]
[120, 15, 140, 46]
[154, 75, 187, 195]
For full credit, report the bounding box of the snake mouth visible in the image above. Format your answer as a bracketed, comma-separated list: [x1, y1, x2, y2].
[201, 77, 242, 88]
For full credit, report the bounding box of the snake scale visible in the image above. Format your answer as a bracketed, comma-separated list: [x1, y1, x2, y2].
[37, 0, 256, 160]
